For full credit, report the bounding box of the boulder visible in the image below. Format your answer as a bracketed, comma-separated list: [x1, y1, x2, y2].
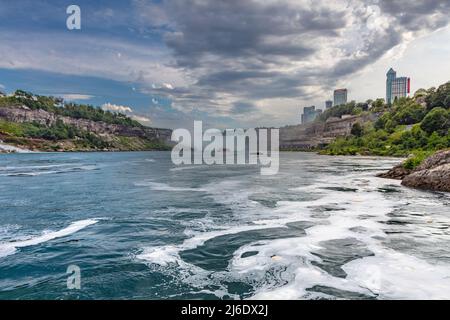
[414, 149, 450, 171]
[402, 163, 450, 192]
[401, 150, 450, 192]
[377, 163, 411, 180]
[379, 149, 450, 192]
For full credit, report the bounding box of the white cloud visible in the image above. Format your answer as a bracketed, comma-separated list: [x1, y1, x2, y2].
[1, 0, 449, 128]
[60, 94, 93, 101]
[131, 115, 152, 123]
[0, 31, 188, 89]
[151, 83, 175, 90]
[102, 103, 133, 113]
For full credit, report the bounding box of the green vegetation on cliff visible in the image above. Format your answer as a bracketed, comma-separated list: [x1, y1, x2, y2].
[0, 90, 171, 152]
[0, 119, 111, 150]
[0, 90, 142, 127]
[321, 82, 450, 162]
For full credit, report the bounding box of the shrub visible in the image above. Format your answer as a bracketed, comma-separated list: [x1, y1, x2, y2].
[421, 107, 450, 135]
[403, 151, 434, 170]
[351, 123, 363, 137]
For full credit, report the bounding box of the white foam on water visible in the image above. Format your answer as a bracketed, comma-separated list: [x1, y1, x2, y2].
[0, 170, 61, 177]
[0, 163, 77, 171]
[343, 249, 450, 299]
[137, 223, 285, 267]
[232, 173, 450, 299]
[137, 246, 180, 267]
[0, 219, 98, 259]
[136, 214, 295, 300]
[134, 181, 206, 192]
[0, 164, 98, 177]
[170, 165, 208, 172]
[138, 159, 450, 299]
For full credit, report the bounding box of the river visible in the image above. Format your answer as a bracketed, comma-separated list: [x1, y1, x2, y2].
[0, 152, 449, 299]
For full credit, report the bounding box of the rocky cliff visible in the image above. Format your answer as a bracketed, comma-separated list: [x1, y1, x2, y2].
[0, 106, 172, 142]
[279, 113, 377, 150]
[0, 105, 173, 152]
[379, 150, 450, 192]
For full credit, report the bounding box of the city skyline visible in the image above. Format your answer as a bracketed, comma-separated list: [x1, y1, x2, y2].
[0, 1, 449, 129]
[304, 65, 410, 120]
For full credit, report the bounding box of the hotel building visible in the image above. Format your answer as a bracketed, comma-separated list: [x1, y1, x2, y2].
[333, 89, 348, 106]
[386, 68, 410, 104]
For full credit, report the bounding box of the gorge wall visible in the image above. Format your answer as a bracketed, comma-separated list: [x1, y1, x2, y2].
[279, 113, 377, 149]
[0, 105, 173, 145]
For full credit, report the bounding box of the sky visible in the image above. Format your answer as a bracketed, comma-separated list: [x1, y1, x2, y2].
[0, 0, 449, 129]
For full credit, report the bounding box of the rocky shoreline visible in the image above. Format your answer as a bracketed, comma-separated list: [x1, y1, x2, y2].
[378, 149, 450, 192]
[0, 141, 33, 153]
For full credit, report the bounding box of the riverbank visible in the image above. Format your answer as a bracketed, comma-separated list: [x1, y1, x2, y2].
[0, 132, 172, 153]
[0, 141, 32, 153]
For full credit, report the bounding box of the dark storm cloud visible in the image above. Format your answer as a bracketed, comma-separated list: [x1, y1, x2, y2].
[376, 0, 450, 31]
[163, 0, 345, 65]
[231, 102, 258, 114]
[330, 31, 403, 78]
[138, 0, 450, 118]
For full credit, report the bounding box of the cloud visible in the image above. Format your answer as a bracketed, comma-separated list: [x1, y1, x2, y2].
[102, 103, 133, 113]
[376, 0, 450, 31]
[137, 0, 450, 123]
[60, 94, 94, 101]
[0, 31, 187, 89]
[231, 102, 257, 114]
[1, 0, 449, 128]
[163, 83, 174, 90]
[131, 115, 152, 123]
[101, 102, 152, 125]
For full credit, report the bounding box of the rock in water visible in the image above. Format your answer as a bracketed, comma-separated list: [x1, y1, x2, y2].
[377, 163, 411, 180]
[401, 150, 450, 192]
[402, 163, 450, 192]
[380, 150, 450, 192]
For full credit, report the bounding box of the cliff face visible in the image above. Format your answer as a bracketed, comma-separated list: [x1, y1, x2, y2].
[0, 105, 173, 152]
[279, 113, 377, 149]
[379, 150, 450, 192]
[0, 106, 172, 143]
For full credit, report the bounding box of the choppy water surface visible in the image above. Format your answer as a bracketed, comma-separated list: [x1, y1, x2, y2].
[0, 152, 449, 299]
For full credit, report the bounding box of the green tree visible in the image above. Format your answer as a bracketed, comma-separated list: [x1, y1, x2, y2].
[370, 98, 386, 112]
[374, 112, 391, 130]
[426, 82, 450, 110]
[351, 123, 364, 137]
[420, 107, 450, 135]
[392, 101, 426, 125]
